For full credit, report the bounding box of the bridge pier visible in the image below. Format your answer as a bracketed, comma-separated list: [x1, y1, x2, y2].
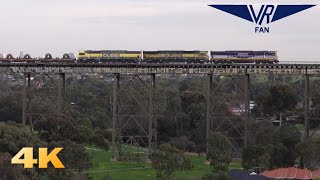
[301, 75, 320, 139]
[22, 73, 31, 125]
[111, 74, 157, 162]
[111, 74, 120, 161]
[304, 75, 310, 140]
[148, 74, 157, 156]
[57, 73, 66, 114]
[206, 74, 213, 155]
[21, 73, 66, 127]
[206, 74, 250, 156]
[244, 74, 250, 146]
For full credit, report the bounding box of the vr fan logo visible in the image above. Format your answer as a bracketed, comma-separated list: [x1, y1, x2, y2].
[209, 4, 315, 33]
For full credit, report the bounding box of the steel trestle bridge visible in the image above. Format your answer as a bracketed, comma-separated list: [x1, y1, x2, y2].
[2, 61, 320, 161]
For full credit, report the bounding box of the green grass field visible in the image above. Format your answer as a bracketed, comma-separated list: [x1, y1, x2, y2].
[86, 148, 242, 180]
[295, 123, 305, 131]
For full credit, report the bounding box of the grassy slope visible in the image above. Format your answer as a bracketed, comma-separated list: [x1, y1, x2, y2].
[87, 149, 242, 180]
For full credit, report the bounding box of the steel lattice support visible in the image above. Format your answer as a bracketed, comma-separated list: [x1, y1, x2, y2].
[244, 74, 250, 146]
[21, 73, 66, 126]
[111, 74, 157, 162]
[22, 73, 31, 125]
[206, 74, 250, 156]
[206, 74, 213, 152]
[57, 73, 66, 114]
[148, 74, 157, 155]
[111, 73, 120, 161]
[302, 75, 320, 139]
[304, 75, 310, 140]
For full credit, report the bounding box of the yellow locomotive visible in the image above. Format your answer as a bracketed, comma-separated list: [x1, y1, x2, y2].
[143, 51, 208, 63]
[78, 50, 141, 62]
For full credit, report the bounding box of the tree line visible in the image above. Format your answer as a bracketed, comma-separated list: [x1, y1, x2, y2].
[0, 74, 320, 179]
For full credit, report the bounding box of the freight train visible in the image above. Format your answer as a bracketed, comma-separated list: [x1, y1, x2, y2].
[0, 50, 279, 64]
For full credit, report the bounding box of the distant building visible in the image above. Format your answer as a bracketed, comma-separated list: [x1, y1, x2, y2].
[19, 51, 24, 58]
[68, 53, 76, 59]
[229, 101, 255, 115]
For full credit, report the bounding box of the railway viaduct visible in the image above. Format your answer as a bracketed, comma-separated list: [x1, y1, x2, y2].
[1, 62, 320, 161]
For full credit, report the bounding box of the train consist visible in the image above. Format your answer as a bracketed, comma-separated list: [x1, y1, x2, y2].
[0, 50, 278, 64]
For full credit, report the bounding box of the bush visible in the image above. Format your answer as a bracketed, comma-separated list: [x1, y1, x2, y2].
[151, 144, 192, 180]
[242, 145, 271, 170]
[207, 132, 232, 171]
[170, 136, 197, 152]
[95, 128, 112, 141]
[92, 135, 110, 150]
[202, 171, 230, 180]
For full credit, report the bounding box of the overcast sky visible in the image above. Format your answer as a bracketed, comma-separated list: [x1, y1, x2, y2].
[0, 0, 319, 61]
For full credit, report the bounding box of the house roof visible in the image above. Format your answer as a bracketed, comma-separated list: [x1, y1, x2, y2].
[312, 170, 320, 178]
[261, 167, 312, 179]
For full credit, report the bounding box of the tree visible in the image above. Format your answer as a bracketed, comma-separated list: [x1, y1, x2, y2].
[248, 120, 273, 144]
[0, 121, 45, 155]
[254, 84, 297, 117]
[170, 136, 196, 152]
[273, 125, 301, 166]
[0, 120, 93, 179]
[92, 134, 110, 150]
[34, 115, 110, 151]
[33, 115, 78, 142]
[207, 132, 232, 171]
[0, 92, 22, 123]
[40, 140, 92, 180]
[253, 125, 301, 168]
[296, 138, 320, 169]
[151, 144, 192, 180]
[0, 122, 59, 179]
[0, 152, 26, 180]
[242, 145, 271, 170]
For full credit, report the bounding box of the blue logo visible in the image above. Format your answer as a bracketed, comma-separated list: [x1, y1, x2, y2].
[209, 5, 316, 33]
